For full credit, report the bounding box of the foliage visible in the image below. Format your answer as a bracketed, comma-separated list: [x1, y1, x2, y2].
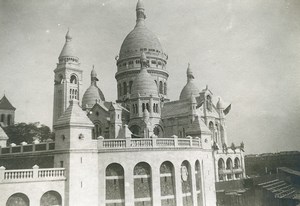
[4, 122, 54, 145]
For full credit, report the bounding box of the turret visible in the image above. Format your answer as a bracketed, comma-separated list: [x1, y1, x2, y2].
[53, 99, 98, 205]
[53, 29, 83, 126]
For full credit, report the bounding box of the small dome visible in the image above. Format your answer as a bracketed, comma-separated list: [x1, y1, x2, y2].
[179, 81, 200, 100]
[82, 85, 105, 109]
[179, 64, 199, 100]
[131, 69, 158, 96]
[216, 98, 225, 109]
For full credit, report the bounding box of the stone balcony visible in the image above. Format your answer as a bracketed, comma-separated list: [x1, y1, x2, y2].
[0, 136, 206, 156]
[0, 165, 66, 183]
[97, 136, 203, 151]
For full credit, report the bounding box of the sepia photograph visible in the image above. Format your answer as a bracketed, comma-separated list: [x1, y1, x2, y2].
[0, 0, 299, 205]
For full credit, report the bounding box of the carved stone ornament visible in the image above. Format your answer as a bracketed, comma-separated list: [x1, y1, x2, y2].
[181, 165, 188, 182]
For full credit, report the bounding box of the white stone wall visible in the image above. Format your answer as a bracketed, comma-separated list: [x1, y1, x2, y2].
[0, 178, 65, 206]
[98, 149, 216, 206]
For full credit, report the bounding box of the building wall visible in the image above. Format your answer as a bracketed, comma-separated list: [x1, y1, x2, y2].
[98, 149, 216, 206]
[0, 180, 65, 206]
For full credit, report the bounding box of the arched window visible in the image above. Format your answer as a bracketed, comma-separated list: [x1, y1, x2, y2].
[142, 103, 145, 112]
[106, 163, 125, 204]
[156, 104, 159, 113]
[130, 125, 141, 136]
[226, 158, 233, 180]
[159, 81, 163, 94]
[70, 75, 77, 84]
[160, 161, 176, 205]
[6, 193, 29, 206]
[164, 82, 167, 95]
[134, 162, 152, 205]
[146, 103, 149, 111]
[1, 114, 5, 122]
[153, 104, 156, 113]
[234, 157, 240, 169]
[218, 158, 225, 181]
[40, 191, 62, 206]
[132, 104, 135, 114]
[209, 122, 214, 141]
[129, 81, 133, 94]
[135, 104, 138, 113]
[226, 158, 233, 170]
[215, 124, 219, 143]
[218, 158, 225, 170]
[7, 115, 11, 126]
[123, 82, 127, 95]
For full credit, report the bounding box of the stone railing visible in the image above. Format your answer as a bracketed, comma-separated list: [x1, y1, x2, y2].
[0, 165, 65, 183]
[0, 142, 55, 155]
[98, 136, 202, 150]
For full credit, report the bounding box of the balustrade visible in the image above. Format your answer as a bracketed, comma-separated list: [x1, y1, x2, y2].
[0, 142, 55, 156]
[99, 137, 202, 150]
[0, 166, 65, 183]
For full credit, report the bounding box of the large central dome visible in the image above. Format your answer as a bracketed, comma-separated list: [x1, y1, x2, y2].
[119, 23, 163, 60]
[118, 0, 165, 61]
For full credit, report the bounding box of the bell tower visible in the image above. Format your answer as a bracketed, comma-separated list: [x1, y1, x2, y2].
[53, 29, 83, 125]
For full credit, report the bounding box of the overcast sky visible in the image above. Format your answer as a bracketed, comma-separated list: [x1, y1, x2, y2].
[0, 0, 299, 154]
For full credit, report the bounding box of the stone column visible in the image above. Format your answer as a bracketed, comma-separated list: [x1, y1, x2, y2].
[151, 164, 161, 206]
[32, 165, 39, 179]
[124, 164, 134, 206]
[190, 163, 198, 206]
[0, 166, 5, 181]
[241, 153, 246, 178]
[174, 162, 183, 206]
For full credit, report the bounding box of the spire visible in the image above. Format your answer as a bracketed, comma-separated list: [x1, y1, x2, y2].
[136, 0, 146, 26]
[91, 65, 99, 85]
[59, 28, 78, 60]
[186, 63, 195, 82]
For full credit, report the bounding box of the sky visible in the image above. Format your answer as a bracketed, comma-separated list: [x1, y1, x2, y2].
[0, 0, 299, 154]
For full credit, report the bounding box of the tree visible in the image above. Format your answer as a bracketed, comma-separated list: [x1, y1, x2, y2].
[4, 122, 54, 145]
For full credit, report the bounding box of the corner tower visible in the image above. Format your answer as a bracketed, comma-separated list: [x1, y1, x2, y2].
[53, 30, 83, 125]
[115, 0, 169, 104]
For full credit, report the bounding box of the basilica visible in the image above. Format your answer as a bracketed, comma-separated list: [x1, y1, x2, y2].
[0, 1, 245, 206]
